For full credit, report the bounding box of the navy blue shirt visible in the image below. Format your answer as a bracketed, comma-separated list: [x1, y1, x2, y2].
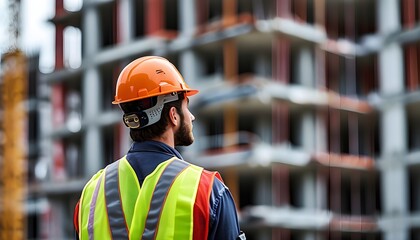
[126, 141, 242, 240]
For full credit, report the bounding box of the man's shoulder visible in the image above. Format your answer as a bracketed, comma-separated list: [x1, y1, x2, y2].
[182, 162, 226, 189]
[198, 168, 228, 193]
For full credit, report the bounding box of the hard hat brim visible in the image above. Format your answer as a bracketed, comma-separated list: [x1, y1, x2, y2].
[112, 89, 199, 104]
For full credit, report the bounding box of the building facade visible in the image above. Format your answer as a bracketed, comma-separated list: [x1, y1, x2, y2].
[25, 0, 420, 239]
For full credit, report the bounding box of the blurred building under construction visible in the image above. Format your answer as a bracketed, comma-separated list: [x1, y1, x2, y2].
[15, 0, 420, 239]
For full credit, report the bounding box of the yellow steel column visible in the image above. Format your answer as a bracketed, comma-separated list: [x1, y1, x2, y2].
[0, 50, 27, 240]
[222, 38, 240, 207]
[223, 0, 237, 27]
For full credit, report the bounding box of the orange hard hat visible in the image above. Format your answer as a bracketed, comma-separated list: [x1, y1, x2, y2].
[112, 56, 199, 104]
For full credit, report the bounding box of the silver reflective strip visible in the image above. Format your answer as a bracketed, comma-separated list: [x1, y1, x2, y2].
[142, 160, 189, 240]
[104, 160, 129, 239]
[88, 175, 103, 240]
[237, 231, 247, 240]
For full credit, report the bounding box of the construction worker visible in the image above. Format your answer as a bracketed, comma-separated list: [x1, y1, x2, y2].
[74, 56, 246, 240]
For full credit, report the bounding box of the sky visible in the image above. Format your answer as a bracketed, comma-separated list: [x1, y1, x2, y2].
[0, 0, 13, 71]
[0, 0, 10, 53]
[0, 0, 82, 72]
[20, 0, 55, 72]
[0, 0, 54, 71]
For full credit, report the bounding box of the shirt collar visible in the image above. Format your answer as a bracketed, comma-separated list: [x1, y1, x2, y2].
[129, 140, 184, 160]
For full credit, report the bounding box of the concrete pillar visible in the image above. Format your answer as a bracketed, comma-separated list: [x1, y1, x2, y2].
[379, 57, 409, 240]
[117, 0, 134, 43]
[378, 2, 408, 239]
[301, 170, 316, 209]
[81, 3, 104, 176]
[316, 169, 328, 210]
[302, 232, 316, 240]
[301, 111, 315, 152]
[179, 0, 196, 36]
[292, 170, 316, 210]
[190, 120, 205, 153]
[179, 50, 199, 88]
[292, 108, 316, 153]
[383, 229, 408, 240]
[378, 34, 407, 221]
[379, 45, 404, 95]
[255, 173, 271, 205]
[82, 68, 104, 176]
[257, 116, 271, 143]
[179, 50, 202, 153]
[82, 4, 100, 57]
[255, 52, 271, 78]
[294, 46, 316, 222]
[377, 0, 400, 34]
[382, 163, 408, 214]
[83, 127, 104, 176]
[81, 64, 99, 113]
[295, 46, 314, 88]
[381, 105, 406, 154]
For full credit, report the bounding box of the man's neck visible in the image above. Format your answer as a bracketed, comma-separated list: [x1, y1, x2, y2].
[151, 130, 175, 148]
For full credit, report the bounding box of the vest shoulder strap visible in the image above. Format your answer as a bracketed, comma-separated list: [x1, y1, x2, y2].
[193, 169, 218, 240]
[79, 156, 139, 240]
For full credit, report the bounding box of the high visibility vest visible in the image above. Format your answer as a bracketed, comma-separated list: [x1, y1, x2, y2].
[78, 157, 220, 240]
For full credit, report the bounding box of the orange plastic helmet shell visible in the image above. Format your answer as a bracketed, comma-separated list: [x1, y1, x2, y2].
[112, 56, 199, 104]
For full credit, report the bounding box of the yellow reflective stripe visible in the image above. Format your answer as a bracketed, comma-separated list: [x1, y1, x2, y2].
[157, 164, 202, 240]
[79, 170, 104, 240]
[80, 157, 138, 240]
[119, 157, 140, 231]
[93, 174, 111, 239]
[129, 158, 178, 240]
[175, 164, 202, 239]
[143, 159, 189, 240]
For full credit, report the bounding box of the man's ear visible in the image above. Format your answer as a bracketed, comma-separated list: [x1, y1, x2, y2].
[169, 106, 179, 126]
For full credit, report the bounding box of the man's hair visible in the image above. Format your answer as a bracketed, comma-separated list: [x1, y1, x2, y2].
[119, 92, 185, 142]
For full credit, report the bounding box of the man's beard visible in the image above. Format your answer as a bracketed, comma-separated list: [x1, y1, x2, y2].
[174, 115, 194, 146]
